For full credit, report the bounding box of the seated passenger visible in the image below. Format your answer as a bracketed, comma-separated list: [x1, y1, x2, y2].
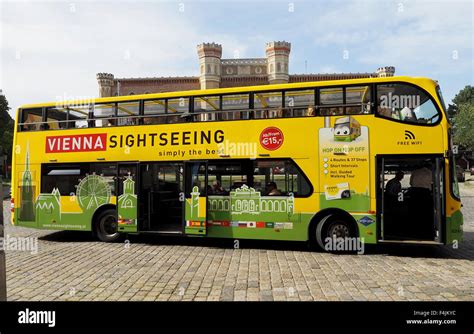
[385, 171, 404, 198]
[206, 184, 213, 195]
[306, 107, 315, 116]
[265, 182, 282, 196]
[400, 106, 417, 121]
[212, 180, 226, 195]
[377, 106, 393, 118]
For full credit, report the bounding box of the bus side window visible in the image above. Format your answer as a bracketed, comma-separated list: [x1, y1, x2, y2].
[345, 86, 371, 115]
[117, 101, 139, 126]
[376, 83, 440, 124]
[252, 159, 311, 196]
[45, 107, 68, 130]
[144, 99, 166, 125]
[67, 105, 90, 128]
[20, 108, 43, 131]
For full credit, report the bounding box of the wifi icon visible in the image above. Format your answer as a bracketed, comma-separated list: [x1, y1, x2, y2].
[405, 130, 415, 140]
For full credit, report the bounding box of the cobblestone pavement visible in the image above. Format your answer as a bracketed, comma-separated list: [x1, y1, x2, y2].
[2, 178, 474, 301]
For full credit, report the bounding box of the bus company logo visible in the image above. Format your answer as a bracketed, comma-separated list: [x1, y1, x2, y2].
[397, 130, 422, 146]
[46, 133, 107, 153]
[260, 127, 284, 151]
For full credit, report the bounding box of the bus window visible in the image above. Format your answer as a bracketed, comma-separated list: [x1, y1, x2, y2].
[194, 95, 220, 112]
[253, 159, 311, 196]
[221, 94, 250, 120]
[45, 107, 68, 130]
[67, 105, 90, 128]
[194, 95, 221, 122]
[117, 101, 139, 126]
[320, 87, 343, 116]
[91, 163, 117, 195]
[94, 103, 116, 127]
[41, 164, 88, 196]
[376, 83, 440, 124]
[168, 97, 189, 123]
[254, 91, 283, 119]
[345, 86, 371, 115]
[207, 162, 243, 194]
[144, 99, 166, 124]
[222, 94, 249, 110]
[285, 89, 315, 116]
[20, 108, 43, 131]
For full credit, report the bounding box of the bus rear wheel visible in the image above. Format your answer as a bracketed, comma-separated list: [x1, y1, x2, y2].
[315, 214, 355, 252]
[95, 209, 121, 242]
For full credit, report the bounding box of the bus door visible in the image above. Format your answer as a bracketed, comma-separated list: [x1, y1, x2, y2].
[117, 163, 139, 233]
[184, 161, 208, 235]
[139, 162, 184, 234]
[378, 155, 443, 243]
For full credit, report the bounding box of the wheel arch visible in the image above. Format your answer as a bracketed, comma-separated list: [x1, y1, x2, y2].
[91, 204, 117, 234]
[308, 208, 359, 242]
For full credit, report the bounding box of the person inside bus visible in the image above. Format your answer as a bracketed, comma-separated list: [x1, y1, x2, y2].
[383, 170, 405, 237]
[306, 106, 315, 116]
[385, 171, 404, 199]
[400, 106, 417, 122]
[266, 182, 282, 196]
[406, 165, 434, 239]
[206, 184, 213, 195]
[211, 180, 226, 195]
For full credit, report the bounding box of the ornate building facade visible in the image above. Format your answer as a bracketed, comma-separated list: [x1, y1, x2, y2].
[97, 41, 395, 97]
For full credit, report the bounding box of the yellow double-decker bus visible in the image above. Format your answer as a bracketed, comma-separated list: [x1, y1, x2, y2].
[11, 76, 463, 251]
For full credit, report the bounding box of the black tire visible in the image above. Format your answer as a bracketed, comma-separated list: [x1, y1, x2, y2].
[315, 214, 356, 252]
[94, 208, 122, 242]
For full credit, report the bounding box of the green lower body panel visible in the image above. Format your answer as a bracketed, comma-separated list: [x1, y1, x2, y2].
[446, 210, 463, 244]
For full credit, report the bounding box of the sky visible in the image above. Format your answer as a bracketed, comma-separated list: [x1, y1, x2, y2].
[0, 0, 473, 118]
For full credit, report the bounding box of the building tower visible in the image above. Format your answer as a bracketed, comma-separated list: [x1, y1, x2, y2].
[376, 66, 395, 77]
[197, 43, 222, 90]
[265, 41, 291, 84]
[96, 73, 115, 97]
[19, 143, 35, 222]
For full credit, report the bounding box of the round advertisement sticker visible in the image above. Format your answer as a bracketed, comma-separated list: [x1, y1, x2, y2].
[260, 127, 284, 151]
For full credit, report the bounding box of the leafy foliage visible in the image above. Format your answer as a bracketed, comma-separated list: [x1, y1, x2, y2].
[453, 103, 474, 150]
[0, 93, 14, 162]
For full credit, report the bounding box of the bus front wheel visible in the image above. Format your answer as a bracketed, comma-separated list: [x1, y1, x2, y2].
[315, 214, 355, 252]
[94, 209, 121, 242]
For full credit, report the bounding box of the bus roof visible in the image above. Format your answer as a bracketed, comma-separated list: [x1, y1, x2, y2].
[17, 76, 438, 110]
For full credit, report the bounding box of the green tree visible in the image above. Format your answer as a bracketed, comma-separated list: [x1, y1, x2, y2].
[0, 93, 14, 163]
[453, 104, 474, 150]
[447, 85, 474, 120]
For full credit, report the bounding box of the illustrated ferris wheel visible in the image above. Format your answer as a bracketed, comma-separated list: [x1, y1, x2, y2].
[75, 173, 112, 211]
